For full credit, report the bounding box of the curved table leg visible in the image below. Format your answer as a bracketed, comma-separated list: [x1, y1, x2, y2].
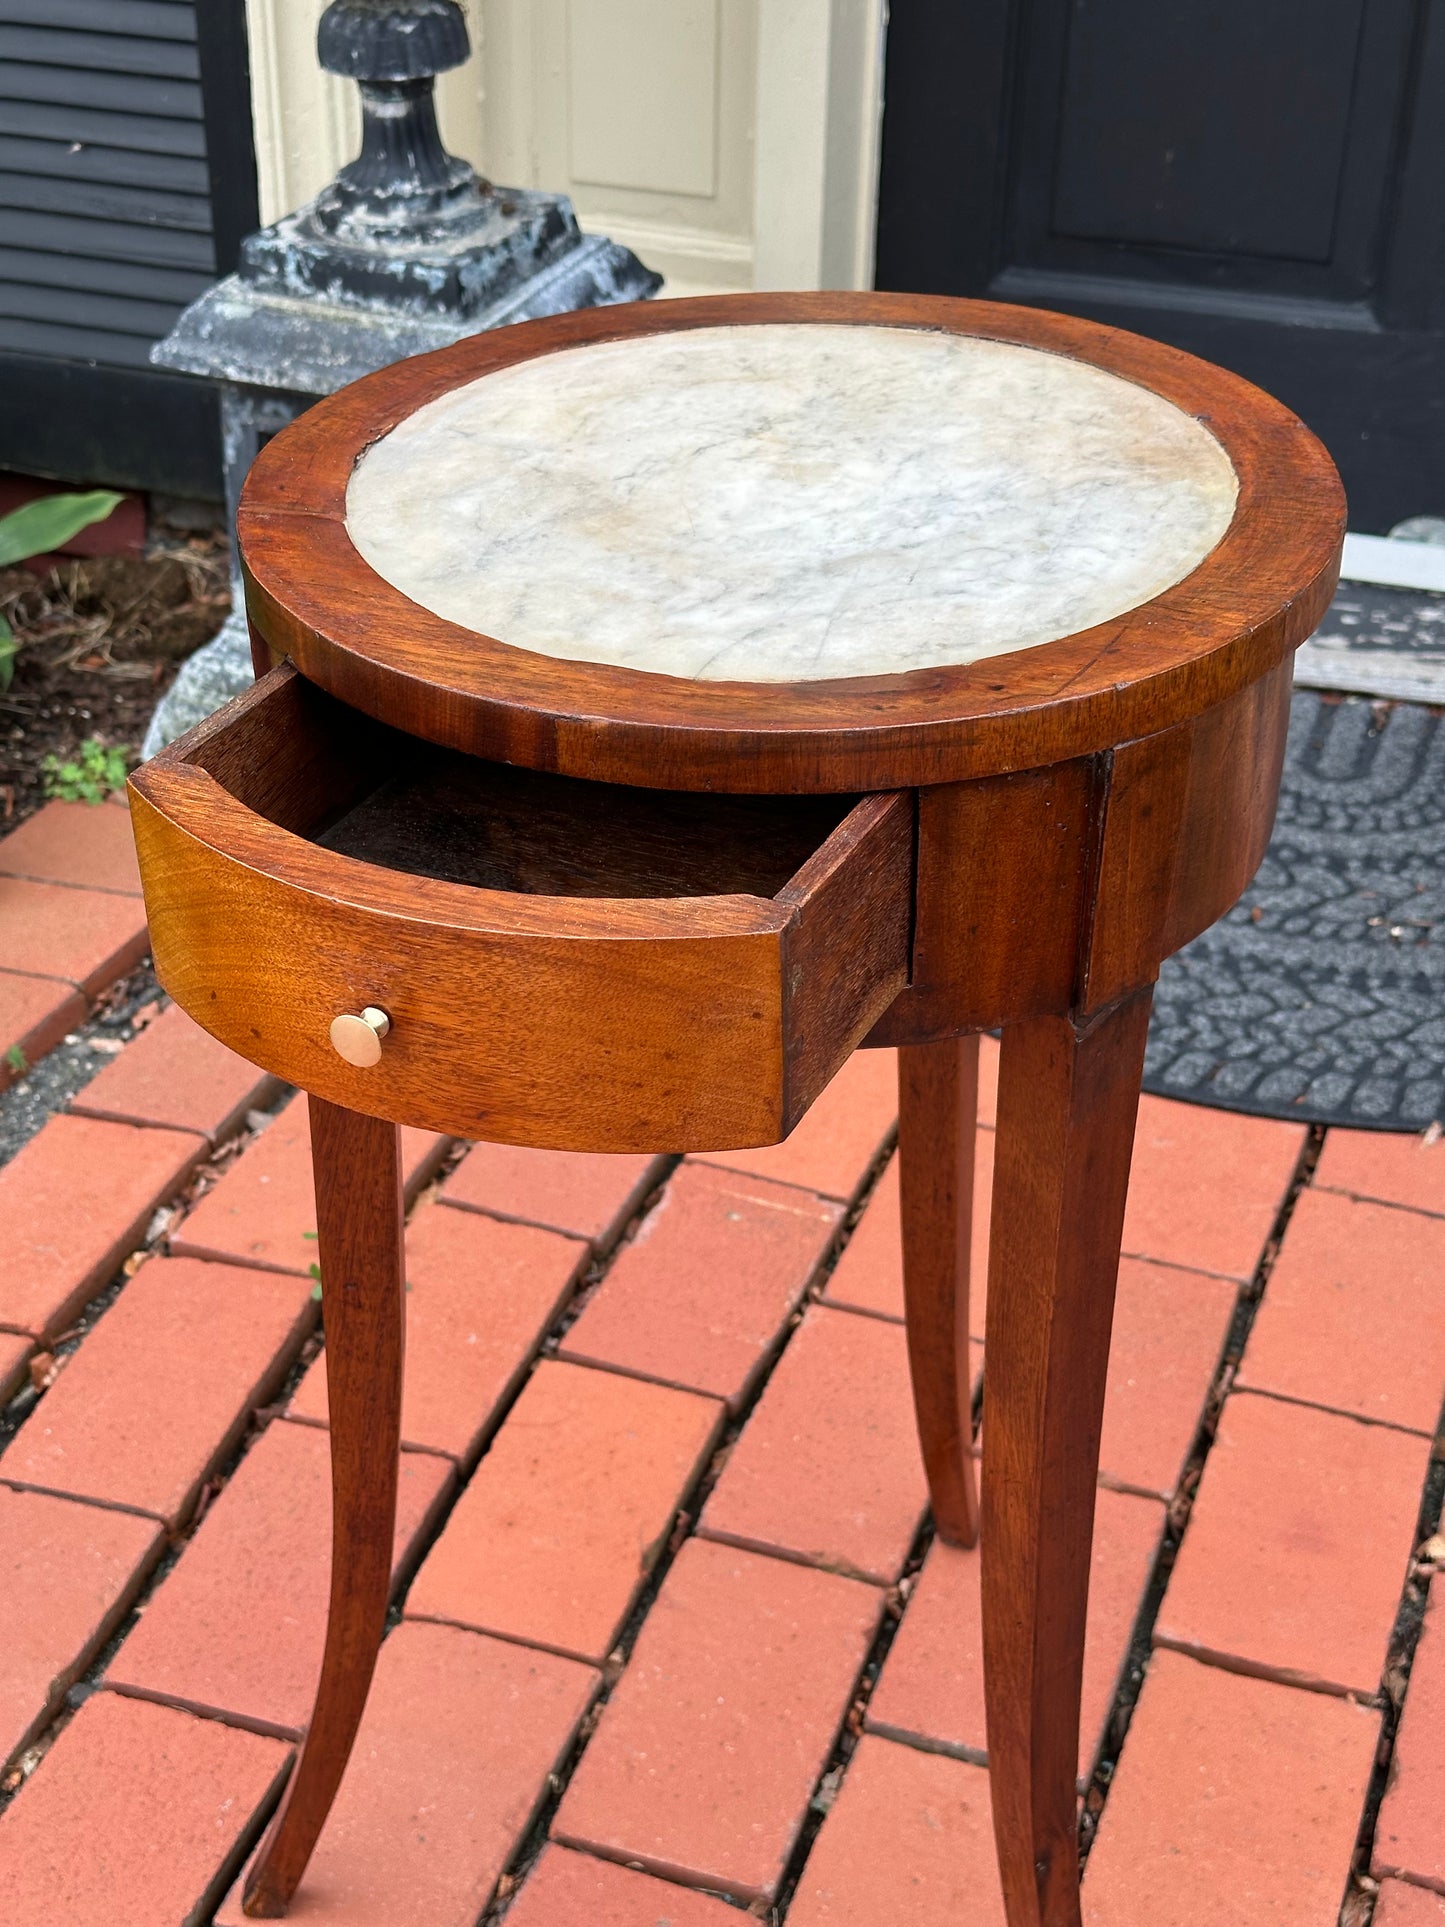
[981, 991, 1152, 1927]
[243, 1095, 406, 1918]
[897, 1035, 981, 1548]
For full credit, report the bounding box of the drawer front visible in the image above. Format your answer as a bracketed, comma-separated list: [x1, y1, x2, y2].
[129, 730, 912, 1153]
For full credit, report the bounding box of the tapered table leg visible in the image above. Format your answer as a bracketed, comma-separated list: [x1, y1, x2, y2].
[981, 991, 1152, 1927]
[243, 1095, 406, 1918]
[897, 1035, 981, 1548]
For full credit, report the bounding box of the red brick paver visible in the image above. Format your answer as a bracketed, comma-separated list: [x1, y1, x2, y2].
[0, 1691, 286, 1927]
[0, 971, 85, 1092]
[216, 1621, 597, 1927]
[560, 1162, 841, 1410]
[1316, 1126, 1445, 1218]
[698, 1302, 929, 1584]
[553, 1536, 882, 1904]
[867, 1486, 1164, 1778]
[0, 1486, 161, 1768]
[0, 1255, 314, 1526]
[407, 1360, 722, 1663]
[1236, 1188, 1445, 1433]
[1, 886, 1441, 1927]
[506, 1846, 739, 1926]
[105, 1419, 452, 1735]
[170, 1098, 448, 1275]
[0, 1113, 205, 1338]
[0, 797, 143, 895]
[1085, 1649, 1380, 1927]
[1376, 1883, 1445, 1925]
[1375, 1579, 1445, 1893]
[821, 1138, 993, 1332]
[788, 1735, 1004, 1927]
[826, 1225, 1229, 1505]
[289, 1200, 587, 1463]
[441, 1144, 666, 1251]
[1122, 1097, 1305, 1279]
[70, 1001, 280, 1147]
[0, 875, 147, 996]
[698, 1045, 898, 1200]
[1154, 1390, 1430, 1696]
[1099, 1258, 1237, 1500]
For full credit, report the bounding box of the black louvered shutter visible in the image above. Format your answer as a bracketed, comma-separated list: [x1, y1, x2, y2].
[0, 0, 257, 497]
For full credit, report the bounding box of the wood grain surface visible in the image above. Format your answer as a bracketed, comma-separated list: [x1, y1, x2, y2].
[242, 1097, 405, 1917]
[237, 292, 1343, 795]
[898, 1034, 981, 1548]
[982, 991, 1154, 1927]
[130, 293, 1347, 1927]
[129, 666, 912, 1150]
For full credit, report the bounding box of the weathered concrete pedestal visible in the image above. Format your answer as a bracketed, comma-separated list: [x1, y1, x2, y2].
[145, 0, 658, 753]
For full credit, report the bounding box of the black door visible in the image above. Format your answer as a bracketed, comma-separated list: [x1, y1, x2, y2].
[875, 0, 1445, 531]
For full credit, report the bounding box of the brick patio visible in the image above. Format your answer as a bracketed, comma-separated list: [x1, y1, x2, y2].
[0, 796, 1442, 1927]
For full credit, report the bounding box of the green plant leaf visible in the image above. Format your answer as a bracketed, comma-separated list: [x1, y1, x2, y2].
[0, 612, 15, 693]
[3, 1044, 25, 1075]
[43, 737, 130, 803]
[0, 490, 124, 569]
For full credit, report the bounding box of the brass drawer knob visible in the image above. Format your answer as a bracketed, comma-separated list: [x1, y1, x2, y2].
[329, 1006, 391, 1067]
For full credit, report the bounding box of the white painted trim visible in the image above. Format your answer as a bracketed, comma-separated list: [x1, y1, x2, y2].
[752, 0, 832, 290]
[821, 0, 888, 290]
[1339, 532, 1445, 594]
[752, 0, 886, 291]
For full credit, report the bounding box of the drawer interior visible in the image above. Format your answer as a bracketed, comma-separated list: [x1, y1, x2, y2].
[188, 669, 861, 902]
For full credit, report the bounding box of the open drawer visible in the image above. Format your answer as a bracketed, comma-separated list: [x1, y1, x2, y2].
[129, 665, 914, 1151]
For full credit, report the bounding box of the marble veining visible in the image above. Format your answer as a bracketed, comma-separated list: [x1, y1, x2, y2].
[345, 324, 1239, 682]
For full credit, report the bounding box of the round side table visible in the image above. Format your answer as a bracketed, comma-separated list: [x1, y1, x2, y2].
[128, 293, 1343, 1926]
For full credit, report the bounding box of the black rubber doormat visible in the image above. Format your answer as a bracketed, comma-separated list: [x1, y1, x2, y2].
[1143, 689, 1444, 1133]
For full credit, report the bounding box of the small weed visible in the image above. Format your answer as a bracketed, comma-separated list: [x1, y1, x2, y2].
[42, 738, 129, 804]
[3, 1044, 25, 1075]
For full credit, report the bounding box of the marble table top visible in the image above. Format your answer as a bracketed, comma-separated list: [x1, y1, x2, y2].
[346, 323, 1239, 683]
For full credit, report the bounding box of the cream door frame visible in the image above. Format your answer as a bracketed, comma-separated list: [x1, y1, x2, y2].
[243, 0, 885, 294]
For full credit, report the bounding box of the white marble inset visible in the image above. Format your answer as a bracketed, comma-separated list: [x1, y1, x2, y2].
[346, 324, 1239, 683]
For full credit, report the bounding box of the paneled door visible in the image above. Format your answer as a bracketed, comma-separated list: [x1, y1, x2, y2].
[875, 0, 1445, 529]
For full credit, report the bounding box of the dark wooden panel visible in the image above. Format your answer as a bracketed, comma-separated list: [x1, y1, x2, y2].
[875, 0, 1445, 531]
[0, 243, 210, 303]
[0, 279, 188, 339]
[1052, 0, 1363, 262]
[2, 60, 201, 118]
[0, 99, 207, 158]
[874, 0, 1012, 296]
[0, 0, 256, 467]
[0, 206, 214, 270]
[0, 170, 211, 230]
[0, 315, 158, 366]
[0, 352, 222, 496]
[0, 22, 199, 76]
[194, 0, 258, 274]
[0, 0, 194, 36]
[0, 134, 210, 193]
